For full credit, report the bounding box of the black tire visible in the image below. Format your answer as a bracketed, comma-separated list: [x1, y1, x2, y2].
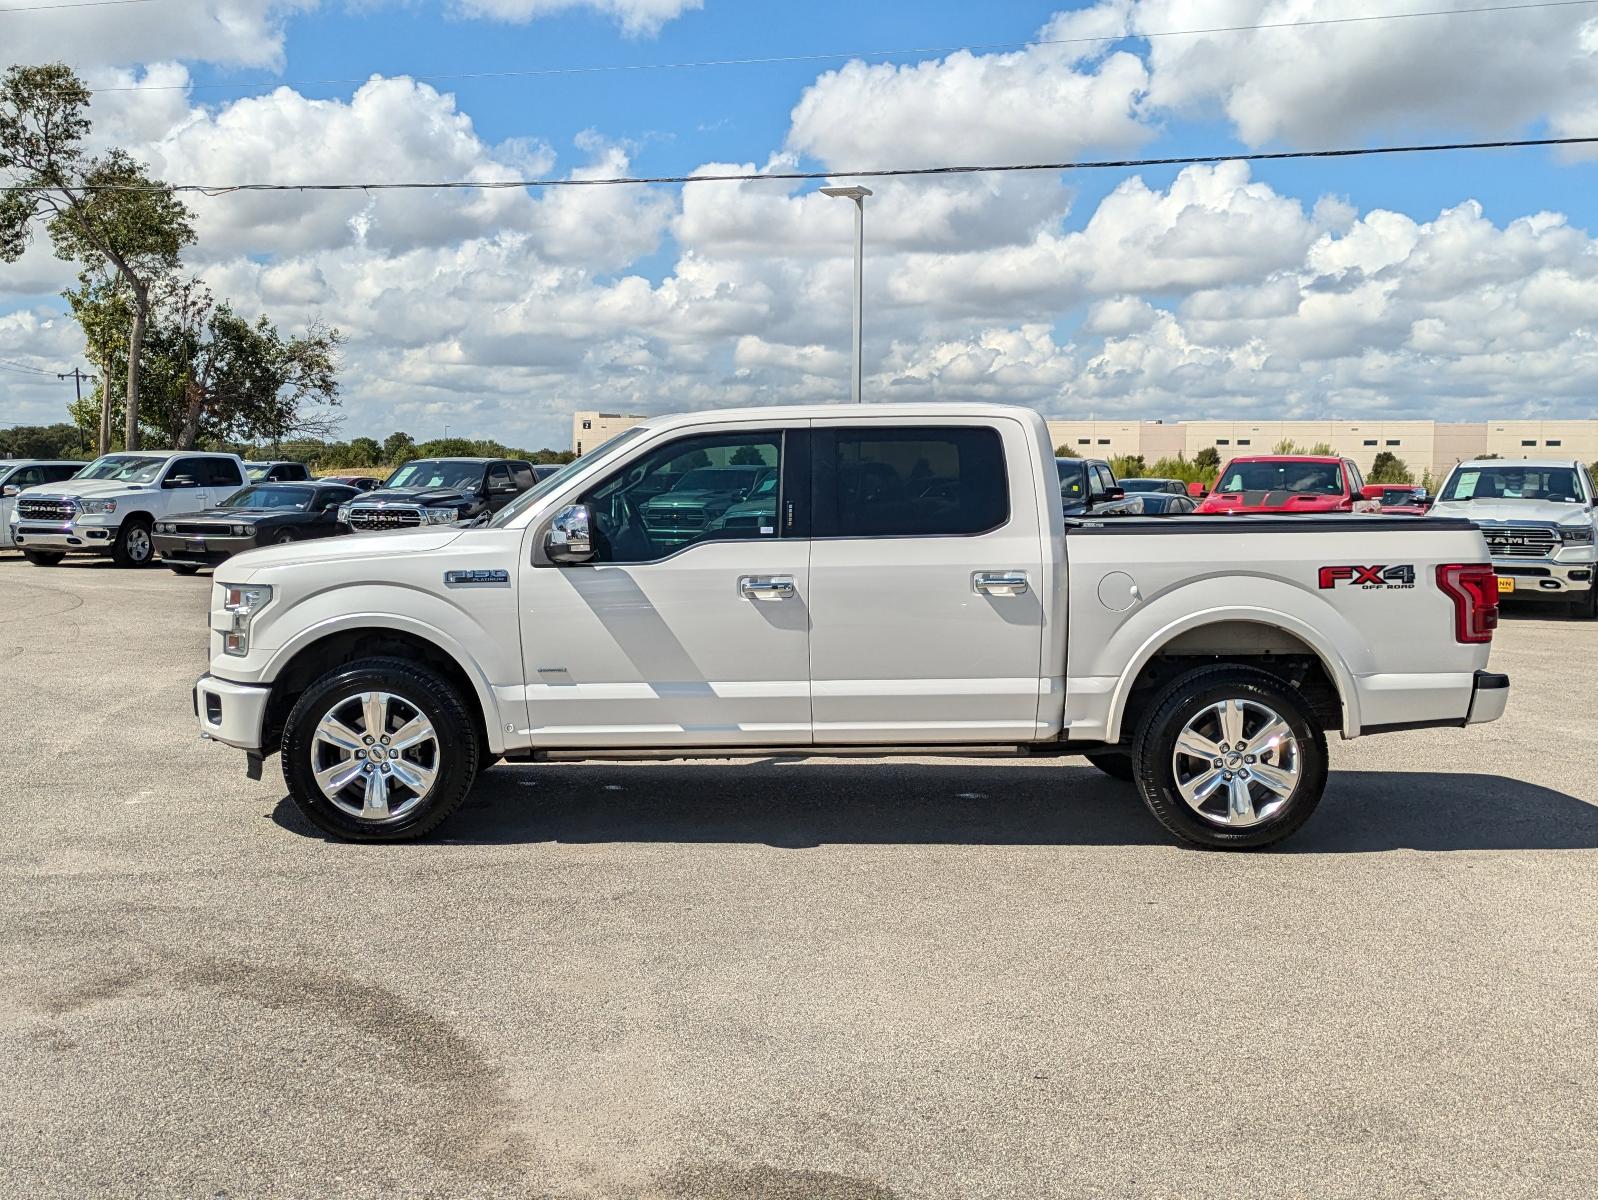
[23, 550, 64, 567]
[111, 517, 154, 568]
[1569, 586, 1598, 620]
[167, 564, 201, 576]
[1131, 664, 1328, 850]
[268, 529, 296, 545]
[281, 657, 480, 842]
[1084, 751, 1135, 781]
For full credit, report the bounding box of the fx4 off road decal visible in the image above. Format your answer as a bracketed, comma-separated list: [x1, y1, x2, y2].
[1318, 564, 1416, 590]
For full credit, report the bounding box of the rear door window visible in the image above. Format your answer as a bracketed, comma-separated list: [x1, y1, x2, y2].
[814, 426, 1007, 538]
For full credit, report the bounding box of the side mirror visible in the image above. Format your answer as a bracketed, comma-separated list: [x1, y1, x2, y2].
[544, 503, 595, 565]
[1105, 486, 1126, 501]
[165, 474, 197, 489]
[1, 485, 18, 498]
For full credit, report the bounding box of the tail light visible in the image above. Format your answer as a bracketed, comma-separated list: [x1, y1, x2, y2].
[1436, 563, 1498, 644]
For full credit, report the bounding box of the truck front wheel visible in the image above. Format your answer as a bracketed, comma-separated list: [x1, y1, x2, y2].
[111, 518, 154, 568]
[1131, 665, 1328, 850]
[23, 550, 64, 567]
[281, 657, 481, 841]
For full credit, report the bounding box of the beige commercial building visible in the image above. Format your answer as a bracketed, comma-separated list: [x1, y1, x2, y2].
[574, 410, 1597, 479]
[571, 412, 648, 457]
[1043, 419, 1598, 479]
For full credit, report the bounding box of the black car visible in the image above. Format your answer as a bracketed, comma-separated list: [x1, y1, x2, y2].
[1117, 492, 1197, 515]
[340, 457, 538, 533]
[1119, 477, 1189, 496]
[153, 482, 362, 574]
[1057, 458, 1130, 516]
[244, 460, 312, 483]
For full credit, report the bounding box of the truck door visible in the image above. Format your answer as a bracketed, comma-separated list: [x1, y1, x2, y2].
[516, 422, 812, 748]
[806, 418, 1047, 743]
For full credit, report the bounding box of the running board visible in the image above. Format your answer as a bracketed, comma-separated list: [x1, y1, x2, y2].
[515, 742, 1103, 763]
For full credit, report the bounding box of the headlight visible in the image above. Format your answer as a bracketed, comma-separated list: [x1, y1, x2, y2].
[232, 524, 249, 536]
[424, 507, 459, 525]
[156, 522, 172, 534]
[80, 498, 117, 514]
[1560, 523, 1595, 545]
[221, 584, 272, 657]
[337, 505, 350, 523]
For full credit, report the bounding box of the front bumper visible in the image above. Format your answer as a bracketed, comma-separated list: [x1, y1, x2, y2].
[194, 673, 272, 752]
[154, 532, 256, 566]
[11, 520, 117, 552]
[1493, 556, 1594, 597]
[1466, 670, 1510, 726]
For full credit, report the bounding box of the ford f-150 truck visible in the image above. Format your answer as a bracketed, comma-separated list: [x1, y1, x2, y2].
[1430, 458, 1598, 618]
[191, 405, 1508, 849]
[11, 451, 247, 567]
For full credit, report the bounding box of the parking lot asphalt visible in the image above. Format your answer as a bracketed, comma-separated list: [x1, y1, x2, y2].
[0, 556, 1594, 1200]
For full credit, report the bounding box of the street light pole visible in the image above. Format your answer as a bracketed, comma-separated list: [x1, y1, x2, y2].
[821, 185, 872, 403]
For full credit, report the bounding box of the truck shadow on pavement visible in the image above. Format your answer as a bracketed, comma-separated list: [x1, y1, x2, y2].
[271, 763, 1598, 853]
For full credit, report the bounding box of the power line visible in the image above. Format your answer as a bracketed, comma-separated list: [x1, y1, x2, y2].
[87, 0, 1598, 94]
[2, 0, 158, 12]
[0, 357, 56, 375]
[4, 135, 1595, 196]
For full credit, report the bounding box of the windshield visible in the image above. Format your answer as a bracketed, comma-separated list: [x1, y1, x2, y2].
[1057, 460, 1086, 500]
[488, 428, 649, 528]
[220, 485, 316, 510]
[382, 460, 484, 491]
[243, 463, 283, 481]
[1439, 465, 1585, 503]
[1119, 479, 1166, 493]
[1217, 461, 1343, 495]
[75, 454, 166, 483]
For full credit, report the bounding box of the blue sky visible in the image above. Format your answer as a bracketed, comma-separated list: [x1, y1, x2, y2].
[4, 0, 1598, 447]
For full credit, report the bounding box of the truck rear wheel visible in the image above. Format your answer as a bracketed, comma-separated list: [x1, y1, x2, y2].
[1131, 665, 1327, 850]
[281, 657, 480, 842]
[23, 550, 64, 566]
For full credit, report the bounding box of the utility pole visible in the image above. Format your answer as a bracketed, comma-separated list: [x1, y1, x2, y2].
[58, 367, 91, 456]
[821, 186, 872, 403]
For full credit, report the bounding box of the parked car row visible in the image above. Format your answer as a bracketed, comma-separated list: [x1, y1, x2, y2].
[3, 451, 559, 572]
[7, 443, 1595, 618]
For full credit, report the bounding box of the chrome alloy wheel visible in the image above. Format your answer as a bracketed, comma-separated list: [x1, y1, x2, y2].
[125, 526, 152, 562]
[309, 691, 439, 822]
[1171, 697, 1301, 828]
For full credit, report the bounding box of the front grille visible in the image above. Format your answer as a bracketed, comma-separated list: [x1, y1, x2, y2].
[645, 508, 706, 530]
[17, 497, 76, 522]
[172, 522, 231, 536]
[1482, 526, 1560, 558]
[347, 505, 423, 532]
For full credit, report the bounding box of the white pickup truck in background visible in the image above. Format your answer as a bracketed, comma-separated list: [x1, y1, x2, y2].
[11, 451, 248, 568]
[1430, 458, 1598, 618]
[192, 404, 1508, 849]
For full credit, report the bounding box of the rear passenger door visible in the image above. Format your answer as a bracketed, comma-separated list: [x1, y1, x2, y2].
[201, 458, 246, 508]
[806, 419, 1047, 743]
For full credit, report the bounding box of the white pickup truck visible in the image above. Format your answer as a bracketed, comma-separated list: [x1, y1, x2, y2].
[1430, 458, 1598, 618]
[192, 404, 1508, 849]
[11, 451, 248, 567]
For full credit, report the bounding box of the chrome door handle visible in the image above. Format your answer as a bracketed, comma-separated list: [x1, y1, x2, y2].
[739, 574, 796, 601]
[974, 571, 1029, 596]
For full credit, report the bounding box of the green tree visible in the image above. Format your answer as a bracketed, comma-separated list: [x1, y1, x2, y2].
[0, 422, 85, 459]
[1143, 453, 1212, 485]
[1194, 446, 1221, 472]
[1054, 444, 1079, 458]
[1367, 451, 1413, 484]
[1, 64, 195, 451]
[413, 437, 481, 458]
[1110, 453, 1146, 479]
[383, 431, 417, 465]
[730, 444, 768, 466]
[77, 276, 344, 449]
[347, 436, 381, 467]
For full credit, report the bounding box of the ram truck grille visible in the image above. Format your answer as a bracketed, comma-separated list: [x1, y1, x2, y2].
[1482, 526, 1560, 558]
[645, 509, 706, 530]
[17, 497, 77, 522]
[347, 506, 423, 532]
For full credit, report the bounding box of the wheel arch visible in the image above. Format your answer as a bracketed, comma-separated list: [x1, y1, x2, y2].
[260, 617, 502, 757]
[1107, 609, 1361, 744]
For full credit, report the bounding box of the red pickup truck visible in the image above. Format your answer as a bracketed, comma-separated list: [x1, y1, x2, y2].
[1195, 455, 1378, 515]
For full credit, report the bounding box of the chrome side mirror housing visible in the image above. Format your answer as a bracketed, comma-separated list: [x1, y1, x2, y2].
[544, 502, 595, 564]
